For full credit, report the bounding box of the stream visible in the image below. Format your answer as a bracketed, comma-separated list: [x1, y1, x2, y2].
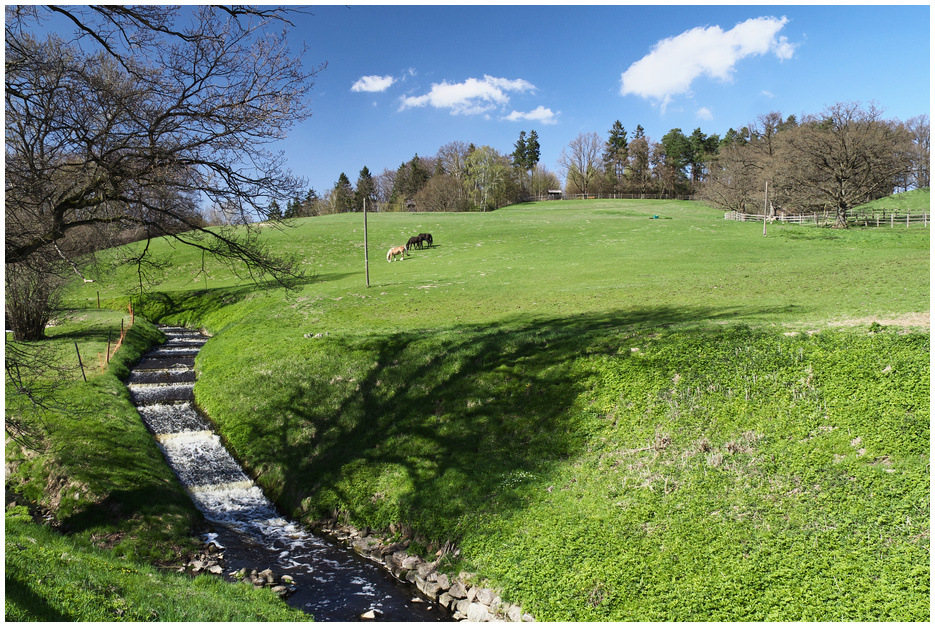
[127, 326, 448, 621]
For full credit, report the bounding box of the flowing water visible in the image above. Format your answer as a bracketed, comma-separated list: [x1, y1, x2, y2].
[128, 327, 447, 621]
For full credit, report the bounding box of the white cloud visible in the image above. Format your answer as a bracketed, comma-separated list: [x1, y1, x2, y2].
[620, 16, 797, 112]
[399, 75, 536, 116]
[503, 106, 558, 125]
[696, 107, 714, 121]
[351, 75, 396, 93]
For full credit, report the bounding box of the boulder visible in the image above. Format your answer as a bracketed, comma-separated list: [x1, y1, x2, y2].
[507, 605, 523, 622]
[448, 581, 468, 599]
[380, 541, 407, 556]
[438, 592, 454, 610]
[467, 602, 493, 622]
[476, 588, 496, 606]
[417, 560, 437, 578]
[414, 574, 440, 597]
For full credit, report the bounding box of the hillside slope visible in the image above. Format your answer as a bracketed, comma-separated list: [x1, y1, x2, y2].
[11, 197, 930, 620]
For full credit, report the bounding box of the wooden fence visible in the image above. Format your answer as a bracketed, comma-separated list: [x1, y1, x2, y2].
[531, 193, 696, 202]
[724, 210, 929, 227]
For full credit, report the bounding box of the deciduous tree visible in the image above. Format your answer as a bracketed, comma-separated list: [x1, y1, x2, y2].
[783, 102, 914, 226]
[5, 5, 321, 341]
[559, 132, 602, 196]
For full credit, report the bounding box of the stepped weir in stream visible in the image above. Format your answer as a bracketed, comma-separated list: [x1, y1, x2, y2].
[127, 326, 446, 621]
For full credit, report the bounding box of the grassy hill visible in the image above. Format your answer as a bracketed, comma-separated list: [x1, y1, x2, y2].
[8, 196, 929, 620]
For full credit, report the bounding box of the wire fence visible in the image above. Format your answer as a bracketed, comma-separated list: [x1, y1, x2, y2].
[724, 210, 929, 227]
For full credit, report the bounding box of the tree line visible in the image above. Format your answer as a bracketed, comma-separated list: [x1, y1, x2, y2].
[283, 103, 928, 225]
[269, 134, 561, 218]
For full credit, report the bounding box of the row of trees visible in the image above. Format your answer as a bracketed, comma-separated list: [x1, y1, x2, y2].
[558, 107, 929, 209]
[271, 137, 562, 218]
[291, 104, 926, 222]
[700, 104, 929, 226]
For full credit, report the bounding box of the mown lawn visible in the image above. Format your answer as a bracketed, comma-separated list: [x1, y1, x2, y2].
[15, 195, 931, 620]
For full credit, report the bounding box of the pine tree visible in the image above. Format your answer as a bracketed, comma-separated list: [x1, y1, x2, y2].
[526, 130, 541, 171]
[333, 173, 354, 213]
[603, 121, 629, 191]
[354, 166, 375, 211]
[268, 200, 283, 220]
[512, 131, 528, 170]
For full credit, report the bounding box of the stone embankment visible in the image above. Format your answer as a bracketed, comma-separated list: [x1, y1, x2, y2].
[318, 519, 535, 622]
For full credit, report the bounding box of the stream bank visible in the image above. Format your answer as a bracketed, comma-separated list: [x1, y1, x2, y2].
[128, 326, 447, 621]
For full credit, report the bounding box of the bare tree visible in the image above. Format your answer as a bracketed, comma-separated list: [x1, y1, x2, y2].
[5, 6, 322, 443]
[699, 143, 769, 213]
[784, 102, 914, 226]
[530, 165, 561, 198]
[414, 175, 470, 212]
[905, 114, 931, 190]
[626, 135, 651, 197]
[559, 132, 602, 196]
[374, 168, 397, 207]
[5, 5, 322, 340]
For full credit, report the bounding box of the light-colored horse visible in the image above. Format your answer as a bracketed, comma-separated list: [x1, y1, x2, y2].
[386, 245, 406, 262]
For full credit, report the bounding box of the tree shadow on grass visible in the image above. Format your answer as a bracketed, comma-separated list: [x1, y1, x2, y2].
[218, 304, 798, 543]
[4, 575, 74, 621]
[132, 273, 358, 325]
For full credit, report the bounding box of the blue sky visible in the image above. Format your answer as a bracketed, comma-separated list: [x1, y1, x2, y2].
[284, 2, 929, 193]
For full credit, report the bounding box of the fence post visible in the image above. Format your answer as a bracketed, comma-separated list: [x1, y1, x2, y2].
[75, 342, 87, 382]
[363, 197, 370, 288]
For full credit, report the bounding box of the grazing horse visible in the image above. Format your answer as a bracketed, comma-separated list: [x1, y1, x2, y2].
[419, 233, 433, 247]
[406, 235, 423, 251]
[386, 245, 406, 262]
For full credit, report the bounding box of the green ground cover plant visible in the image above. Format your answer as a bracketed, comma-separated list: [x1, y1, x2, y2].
[5, 313, 202, 563]
[5, 507, 310, 621]
[10, 195, 929, 620]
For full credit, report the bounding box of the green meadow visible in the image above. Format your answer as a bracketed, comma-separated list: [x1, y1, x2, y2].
[9, 195, 930, 620]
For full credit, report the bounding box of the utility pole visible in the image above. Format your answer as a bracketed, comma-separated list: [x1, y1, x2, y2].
[363, 197, 370, 288]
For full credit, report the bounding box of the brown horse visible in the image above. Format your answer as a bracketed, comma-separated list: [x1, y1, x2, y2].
[386, 245, 406, 262]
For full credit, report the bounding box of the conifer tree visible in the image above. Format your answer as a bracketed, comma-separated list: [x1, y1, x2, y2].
[354, 166, 375, 211]
[333, 173, 355, 213]
[603, 121, 629, 190]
